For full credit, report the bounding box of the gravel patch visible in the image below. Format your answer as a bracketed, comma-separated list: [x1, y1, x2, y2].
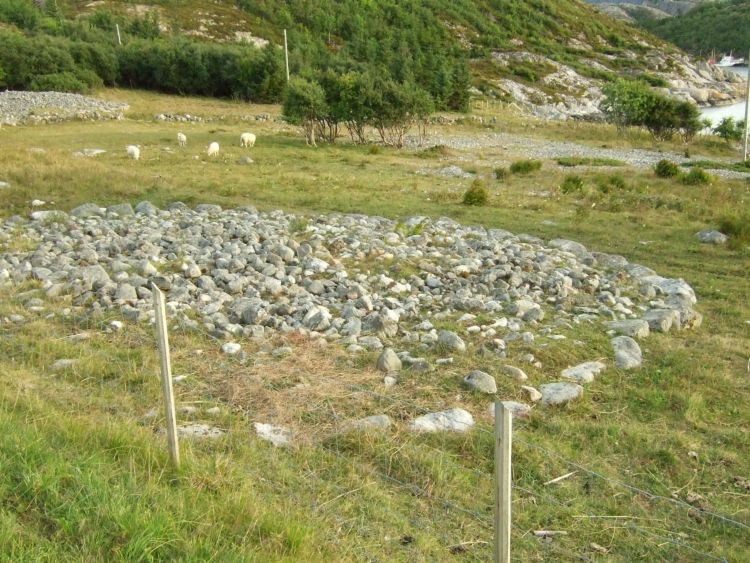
[407, 132, 750, 179]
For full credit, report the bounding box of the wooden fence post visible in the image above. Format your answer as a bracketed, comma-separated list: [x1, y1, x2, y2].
[494, 400, 512, 563]
[152, 285, 180, 469]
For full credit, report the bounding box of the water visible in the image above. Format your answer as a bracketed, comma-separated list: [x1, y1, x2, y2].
[699, 66, 748, 126]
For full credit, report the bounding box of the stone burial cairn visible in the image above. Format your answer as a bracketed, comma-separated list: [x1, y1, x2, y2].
[0, 202, 702, 444]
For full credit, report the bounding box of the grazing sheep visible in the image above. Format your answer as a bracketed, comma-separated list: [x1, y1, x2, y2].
[207, 141, 220, 157]
[240, 132, 256, 148]
[177, 132, 187, 147]
[126, 145, 140, 160]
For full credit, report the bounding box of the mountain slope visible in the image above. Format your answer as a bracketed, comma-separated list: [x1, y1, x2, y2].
[41, 1, 746, 116]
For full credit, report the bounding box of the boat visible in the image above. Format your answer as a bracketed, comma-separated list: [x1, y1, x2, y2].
[715, 53, 745, 67]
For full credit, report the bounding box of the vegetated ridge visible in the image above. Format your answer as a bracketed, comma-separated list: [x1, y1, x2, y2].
[53, 0, 745, 116]
[637, 0, 750, 57]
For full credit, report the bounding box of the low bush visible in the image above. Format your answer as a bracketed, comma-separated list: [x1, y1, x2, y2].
[417, 145, 450, 159]
[680, 167, 711, 185]
[597, 173, 627, 193]
[560, 174, 584, 194]
[718, 210, 750, 249]
[510, 159, 542, 175]
[654, 159, 680, 178]
[462, 179, 489, 206]
[494, 167, 509, 181]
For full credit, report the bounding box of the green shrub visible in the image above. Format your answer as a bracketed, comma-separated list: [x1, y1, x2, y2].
[417, 145, 450, 158]
[602, 79, 701, 141]
[510, 159, 542, 175]
[462, 179, 489, 206]
[639, 73, 668, 88]
[560, 174, 584, 194]
[608, 174, 627, 190]
[654, 159, 680, 178]
[494, 167, 509, 181]
[368, 145, 381, 155]
[0, 0, 41, 30]
[718, 211, 750, 249]
[680, 167, 711, 185]
[713, 117, 745, 143]
[29, 72, 87, 93]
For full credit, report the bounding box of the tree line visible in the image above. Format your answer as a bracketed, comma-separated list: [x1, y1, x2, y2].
[0, 0, 470, 112]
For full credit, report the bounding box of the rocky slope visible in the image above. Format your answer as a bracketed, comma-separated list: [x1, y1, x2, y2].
[485, 50, 744, 121]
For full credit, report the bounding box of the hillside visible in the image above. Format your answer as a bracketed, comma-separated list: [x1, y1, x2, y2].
[585, 0, 702, 18]
[47, 0, 744, 118]
[639, 0, 750, 56]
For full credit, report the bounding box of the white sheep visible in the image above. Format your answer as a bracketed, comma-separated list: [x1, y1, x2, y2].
[126, 145, 140, 160]
[177, 132, 187, 147]
[240, 132, 256, 148]
[207, 141, 220, 157]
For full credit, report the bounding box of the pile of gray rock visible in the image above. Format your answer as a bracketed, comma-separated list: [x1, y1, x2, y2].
[0, 202, 702, 435]
[0, 91, 128, 126]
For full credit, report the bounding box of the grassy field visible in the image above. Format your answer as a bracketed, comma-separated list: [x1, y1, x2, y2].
[1, 89, 749, 561]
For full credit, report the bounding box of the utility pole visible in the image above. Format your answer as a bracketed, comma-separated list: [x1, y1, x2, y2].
[744, 49, 750, 161]
[115, 23, 122, 46]
[283, 29, 290, 82]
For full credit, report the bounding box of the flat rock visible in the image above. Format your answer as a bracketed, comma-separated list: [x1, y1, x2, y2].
[176, 424, 224, 439]
[50, 358, 78, 372]
[604, 319, 650, 338]
[612, 336, 642, 369]
[254, 422, 291, 446]
[463, 370, 497, 393]
[488, 401, 532, 419]
[71, 203, 104, 218]
[345, 414, 393, 431]
[540, 382, 584, 406]
[695, 230, 727, 244]
[221, 342, 241, 355]
[73, 148, 106, 157]
[561, 361, 606, 384]
[408, 408, 474, 433]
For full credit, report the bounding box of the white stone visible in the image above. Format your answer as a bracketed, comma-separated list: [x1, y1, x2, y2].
[561, 361, 606, 384]
[254, 422, 291, 446]
[408, 408, 474, 433]
[540, 382, 584, 406]
[488, 401, 531, 419]
[612, 336, 642, 369]
[221, 342, 241, 355]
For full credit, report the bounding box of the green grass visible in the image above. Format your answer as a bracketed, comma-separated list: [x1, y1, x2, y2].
[556, 156, 626, 167]
[682, 159, 750, 173]
[0, 88, 749, 561]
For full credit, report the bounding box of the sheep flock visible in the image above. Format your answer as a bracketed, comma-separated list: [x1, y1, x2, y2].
[125, 132, 256, 160]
